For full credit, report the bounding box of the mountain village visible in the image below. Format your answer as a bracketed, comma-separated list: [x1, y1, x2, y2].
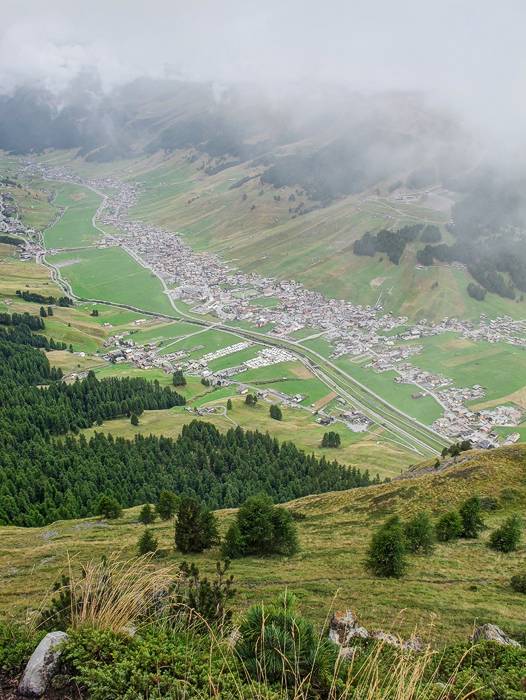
[10, 162, 526, 448]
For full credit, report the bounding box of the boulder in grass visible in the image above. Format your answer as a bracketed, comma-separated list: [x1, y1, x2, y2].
[18, 631, 68, 697]
[471, 624, 521, 647]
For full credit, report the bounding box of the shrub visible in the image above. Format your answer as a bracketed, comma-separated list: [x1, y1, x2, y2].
[436, 510, 463, 542]
[156, 490, 179, 520]
[138, 529, 158, 556]
[510, 572, 526, 594]
[170, 560, 236, 631]
[436, 640, 526, 700]
[138, 503, 156, 525]
[0, 621, 43, 674]
[489, 515, 522, 553]
[459, 496, 485, 538]
[365, 515, 407, 578]
[61, 626, 281, 700]
[404, 511, 435, 554]
[222, 494, 299, 558]
[236, 591, 338, 695]
[175, 495, 219, 554]
[38, 574, 74, 631]
[96, 494, 122, 520]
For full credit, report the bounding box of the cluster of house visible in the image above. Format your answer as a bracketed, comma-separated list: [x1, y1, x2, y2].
[21, 161, 526, 448]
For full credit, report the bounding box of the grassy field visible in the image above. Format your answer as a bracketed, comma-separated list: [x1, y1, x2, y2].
[43, 183, 102, 248]
[48, 247, 175, 315]
[409, 334, 526, 406]
[1, 445, 525, 643]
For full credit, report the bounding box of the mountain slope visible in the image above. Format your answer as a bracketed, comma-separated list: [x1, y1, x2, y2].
[2, 444, 525, 642]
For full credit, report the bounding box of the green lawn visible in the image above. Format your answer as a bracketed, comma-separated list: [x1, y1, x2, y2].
[48, 247, 175, 315]
[408, 334, 526, 404]
[44, 183, 102, 248]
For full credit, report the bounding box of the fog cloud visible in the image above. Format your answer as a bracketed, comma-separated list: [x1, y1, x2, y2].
[2, 0, 526, 145]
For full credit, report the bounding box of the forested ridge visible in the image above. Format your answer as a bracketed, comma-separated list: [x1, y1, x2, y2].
[0, 333, 376, 526]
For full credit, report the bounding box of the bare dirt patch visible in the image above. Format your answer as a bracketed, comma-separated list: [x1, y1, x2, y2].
[290, 364, 314, 379]
[312, 391, 337, 411]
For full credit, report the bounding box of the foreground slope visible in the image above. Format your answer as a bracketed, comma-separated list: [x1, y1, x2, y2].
[1, 445, 525, 643]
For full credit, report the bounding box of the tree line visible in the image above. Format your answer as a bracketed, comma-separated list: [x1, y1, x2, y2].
[0, 335, 376, 526]
[15, 289, 73, 306]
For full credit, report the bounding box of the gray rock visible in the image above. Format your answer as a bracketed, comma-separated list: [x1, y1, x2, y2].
[471, 624, 521, 647]
[18, 631, 68, 697]
[371, 630, 399, 646]
[402, 636, 425, 653]
[329, 610, 369, 645]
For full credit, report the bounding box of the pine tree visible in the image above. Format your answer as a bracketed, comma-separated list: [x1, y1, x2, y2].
[156, 490, 179, 520]
[404, 512, 435, 554]
[131, 413, 139, 426]
[365, 515, 407, 578]
[226, 398, 233, 411]
[221, 521, 245, 558]
[172, 369, 186, 387]
[47, 306, 53, 317]
[223, 494, 299, 558]
[459, 497, 485, 538]
[245, 393, 258, 406]
[321, 431, 341, 448]
[139, 503, 156, 525]
[436, 511, 463, 542]
[269, 404, 283, 421]
[96, 494, 122, 520]
[138, 528, 158, 555]
[39, 306, 47, 318]
[489, 515, 522, 553]
[175, 496, 219, 554]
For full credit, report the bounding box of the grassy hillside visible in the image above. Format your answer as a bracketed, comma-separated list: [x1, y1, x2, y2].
[2, 445, 525, 643]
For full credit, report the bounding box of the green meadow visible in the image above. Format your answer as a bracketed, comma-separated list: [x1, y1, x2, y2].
[48, 247, 175, 315]
[44, 183, 102, 248]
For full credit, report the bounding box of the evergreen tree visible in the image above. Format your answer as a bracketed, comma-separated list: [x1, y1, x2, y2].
[365, 515, 407, 578]
[436, 511, 463, 542]
[175, 496, 219, 554]
[47, 306, 54, 317]
[244, 393, 258, 406]
[459, 497, 485, 538]
[321, 431, 341, 448]
[404, 512, 435, 554]
[226, 398, 232, 411]
[156, 490, 179, 520]
[138, 528, 158, 555]
[139, 503, 156, 525]
[96, 495, 122, 520]
[221, 521, 245, 559]
[172, 369, 186, 387]
[131, 413, 139, 426]
[39, 306, 47, 318]
[222, 494, 299, 558]
[489, 515, 522, 553]
[269, 404, 283, 421]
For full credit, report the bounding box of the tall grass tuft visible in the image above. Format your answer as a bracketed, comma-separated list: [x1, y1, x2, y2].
[42, 553, 177, 633]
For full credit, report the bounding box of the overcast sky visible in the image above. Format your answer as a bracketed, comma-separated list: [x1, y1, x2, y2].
[2, 0, 526, 144]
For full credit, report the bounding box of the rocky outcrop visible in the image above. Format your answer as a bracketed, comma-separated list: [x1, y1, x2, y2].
[18, 631, 68, 697]
[328, 610, 424, 654]
[471, 624, 521, 647]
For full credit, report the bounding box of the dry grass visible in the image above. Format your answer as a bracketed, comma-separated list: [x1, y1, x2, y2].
[40, 553, 177, 633]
